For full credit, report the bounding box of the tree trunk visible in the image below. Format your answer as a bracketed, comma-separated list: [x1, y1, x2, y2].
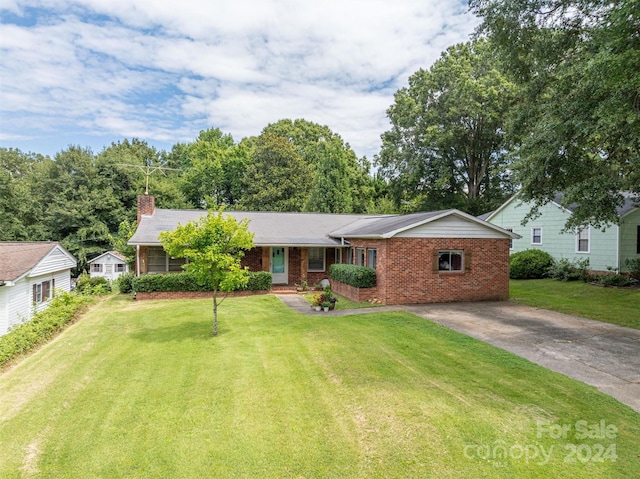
[212, 288, 218, 336]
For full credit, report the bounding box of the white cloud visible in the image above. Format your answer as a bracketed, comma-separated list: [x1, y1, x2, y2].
[0, 0, 479, 158]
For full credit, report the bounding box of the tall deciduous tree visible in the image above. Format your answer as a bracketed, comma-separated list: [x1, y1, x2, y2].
[160, 210, 254, 336]
[242, 132, 311, 211]
[378, 39, 517, 215]
[261, 119, 376, 213]
[470, 0, 640, 228]
[177, 129, 250, 208]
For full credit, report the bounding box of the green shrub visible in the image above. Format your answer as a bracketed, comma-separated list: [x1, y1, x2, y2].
[133, 272, 209, 292]
[0, 292, 92, 367]
[116, 272, 135, 294]
[329, 264, 376, 288]
[76, 274, 111, 295]
[132, 271, 272, 293]
[592, 273, 638, 287]
[244, 271, 272, 291]
[625, 258, 640, 279]
[548, 258, 590, 281]
[509, 249, 555, 279]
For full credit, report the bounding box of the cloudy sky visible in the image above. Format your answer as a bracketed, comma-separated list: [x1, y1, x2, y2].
[0, 0, 479, 159]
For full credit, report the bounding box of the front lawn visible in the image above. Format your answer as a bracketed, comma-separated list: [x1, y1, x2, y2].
[1, 295, 638, 478]
[510, 279, 640, 330]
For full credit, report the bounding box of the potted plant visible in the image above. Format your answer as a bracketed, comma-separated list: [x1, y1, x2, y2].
[322, 301, 331, 312]
[312, 293, 323, 311]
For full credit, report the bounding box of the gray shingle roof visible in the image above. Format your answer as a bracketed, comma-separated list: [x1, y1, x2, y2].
[0, 242, 59, 282]
[129, 208, 518, 246]
[128, 209, 382, 246]
[329, 210, 449, 237]
[553, 192, 638, 217]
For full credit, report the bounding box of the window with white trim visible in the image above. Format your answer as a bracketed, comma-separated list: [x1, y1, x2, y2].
[506, 228, 514, 250]
[438, 250, 464, 272]
[334, 248, 343, 264]
[576, 227, 590, 253]
[32, 280, 52, 304]
[308, 247, 325, 272]
[115, 264, 126, 272]
[91, 263, 103, 273]
[367, 248, 377, 269]
[356, 248, 365, 266]
[531, 227, 542, 245]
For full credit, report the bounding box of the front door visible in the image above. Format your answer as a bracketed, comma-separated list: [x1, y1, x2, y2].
[270, 247, 288, 284]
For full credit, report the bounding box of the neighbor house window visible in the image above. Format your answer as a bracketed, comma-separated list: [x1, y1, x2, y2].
[356, 248, 365, 266]
[367, 248, 377, 269]
[33, 283, 42, 303]
[576, 227, 590, 253]
[91, 263, 102, 273]
[506, 228, 514, 250]
[334, 248, 343, 264]
[438, 250, 463, 272]
[115, 264, 125, 272]
[42, 280, 51, 301]
[308, 247, 325, 272]
[531, 227, 542, 245]
[32, 280, 52, 303]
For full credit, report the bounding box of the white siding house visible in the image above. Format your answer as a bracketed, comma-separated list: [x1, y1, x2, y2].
[88, 251, 129, 281]
[0, 242, 77, 336]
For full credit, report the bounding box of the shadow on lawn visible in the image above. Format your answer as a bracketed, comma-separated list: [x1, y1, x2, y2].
[129, 321, 222, 343]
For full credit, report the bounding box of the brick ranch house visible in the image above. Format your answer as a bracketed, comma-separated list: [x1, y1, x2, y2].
[128, 195, 520, 305]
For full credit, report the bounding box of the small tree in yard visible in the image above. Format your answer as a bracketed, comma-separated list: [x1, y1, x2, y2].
[159, 210, 254, 336]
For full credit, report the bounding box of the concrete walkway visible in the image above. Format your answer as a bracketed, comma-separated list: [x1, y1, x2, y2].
[276, 295, 640, 413]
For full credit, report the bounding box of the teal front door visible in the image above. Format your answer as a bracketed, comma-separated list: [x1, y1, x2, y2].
[270, 247, 288, 284]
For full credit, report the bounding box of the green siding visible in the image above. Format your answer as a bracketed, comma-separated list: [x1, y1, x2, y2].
[619, 208, 640, 272]
[488, 198, 619, 272]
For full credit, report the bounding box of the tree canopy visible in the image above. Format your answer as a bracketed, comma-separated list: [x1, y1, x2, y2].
[159, 210, 254, 336]
[470, 0, 640, 228]
[378, 39, 517, 215]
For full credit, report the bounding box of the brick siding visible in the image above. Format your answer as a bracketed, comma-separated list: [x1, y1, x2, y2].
[341, 237, 510, 305]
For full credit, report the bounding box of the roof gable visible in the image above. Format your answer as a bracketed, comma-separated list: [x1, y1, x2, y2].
[89, 251, 127, 263]
[331, 209, 520, 239]
[0, 242, 76, 282]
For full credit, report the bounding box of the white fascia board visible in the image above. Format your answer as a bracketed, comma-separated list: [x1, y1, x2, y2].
[383, 209, 522, 239]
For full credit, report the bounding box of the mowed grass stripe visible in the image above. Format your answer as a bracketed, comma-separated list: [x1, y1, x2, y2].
[0, 294, 638, 478]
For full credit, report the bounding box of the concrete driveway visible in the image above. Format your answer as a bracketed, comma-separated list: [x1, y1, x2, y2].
[277, 295, 640, 413]
[403, 302, 640, 414]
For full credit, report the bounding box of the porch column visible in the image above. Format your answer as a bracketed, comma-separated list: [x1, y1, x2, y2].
[300, 247, 308, 283]
[261, 247, 270, 272]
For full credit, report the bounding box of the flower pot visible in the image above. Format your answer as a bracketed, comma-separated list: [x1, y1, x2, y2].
[323, 307, 329, 312]
[315, 306, 321, 311]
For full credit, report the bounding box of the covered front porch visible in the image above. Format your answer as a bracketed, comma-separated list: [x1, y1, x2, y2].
[137, 245, 346, 287]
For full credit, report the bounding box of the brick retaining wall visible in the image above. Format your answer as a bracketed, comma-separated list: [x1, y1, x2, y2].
[134, 290, 268, 300]
[330, 280, 379, 303]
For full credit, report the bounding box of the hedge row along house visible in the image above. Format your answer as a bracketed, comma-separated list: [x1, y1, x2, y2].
[0, 242, 77, 336]
[128, 195, 520, 305]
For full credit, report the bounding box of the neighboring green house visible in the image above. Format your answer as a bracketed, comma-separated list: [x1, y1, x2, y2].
[485, 193, 640, 273]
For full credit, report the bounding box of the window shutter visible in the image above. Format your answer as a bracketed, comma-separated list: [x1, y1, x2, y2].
[33, 284, 37, 303]
[432, 250, 440, 273]
[464, 251, 472, 272]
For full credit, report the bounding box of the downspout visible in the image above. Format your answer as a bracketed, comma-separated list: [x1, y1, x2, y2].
[136, 244, 140, 276]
